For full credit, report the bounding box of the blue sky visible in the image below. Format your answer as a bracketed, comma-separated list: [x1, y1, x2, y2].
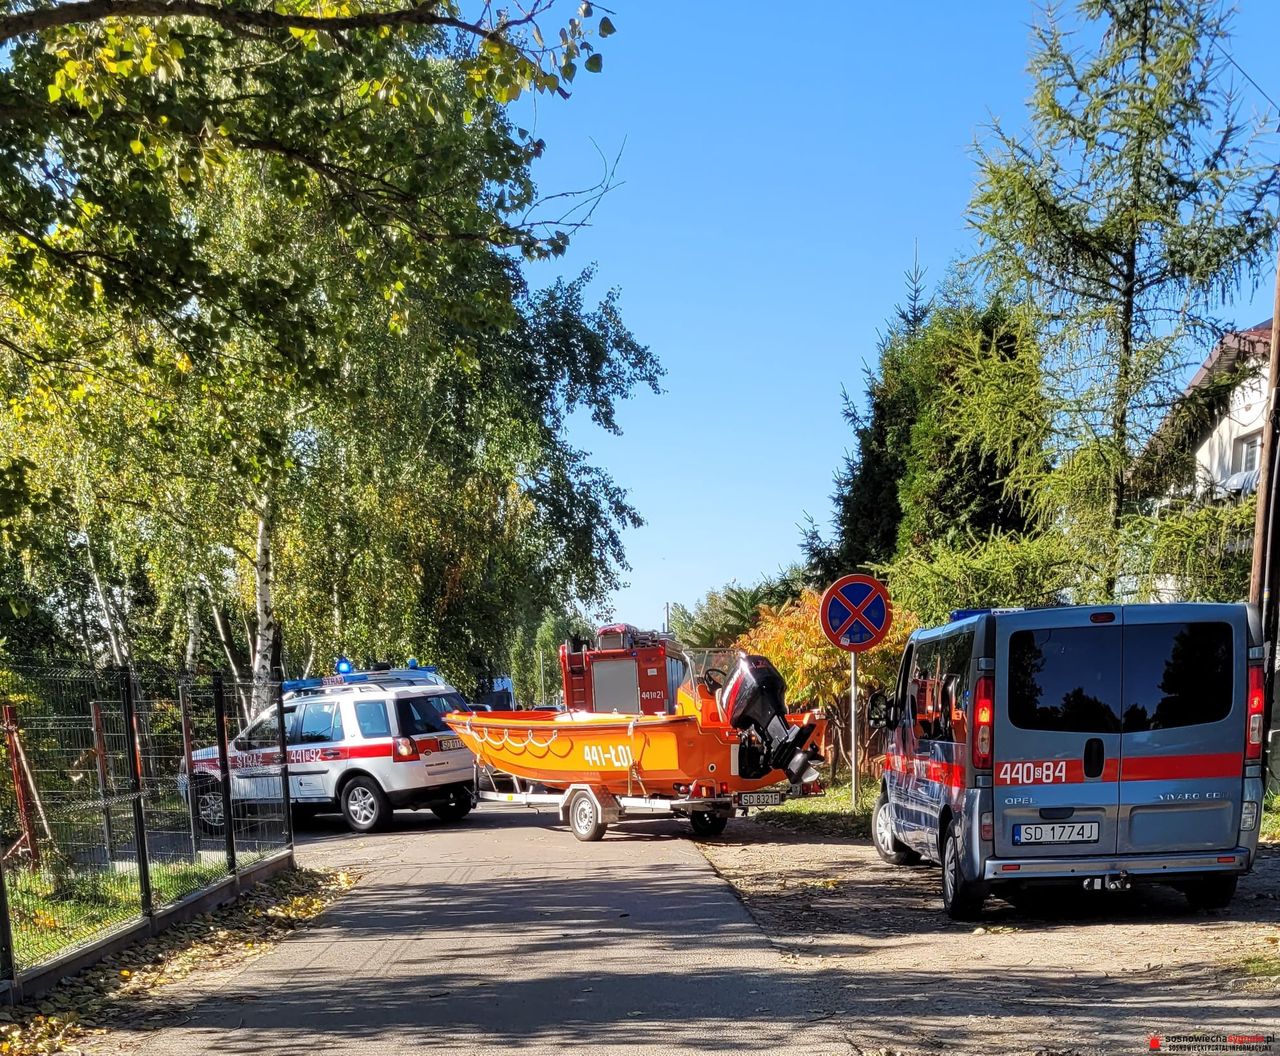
[520, 2, 1280, 630]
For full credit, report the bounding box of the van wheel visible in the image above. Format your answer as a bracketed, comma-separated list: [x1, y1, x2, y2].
[1184, 875, 1237, 911]
[341, 776, 391, 833]
[942, 820, 988, 921]
[689, 811, 728, 837]
[568, 789, 607, 842]
[193, 780, 227, 837]
[873, 792, 920, 866]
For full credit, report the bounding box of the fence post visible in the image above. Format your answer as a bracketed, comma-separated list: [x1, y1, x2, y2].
[273, 682, 294, 851]
[89, 699, 116, 861]
[211, 674, 238, 877]
[3, 705, 37, 867]
[177, 682, 201, 863]
[0, 858, 16, 985]
[117, 668, 153, 917]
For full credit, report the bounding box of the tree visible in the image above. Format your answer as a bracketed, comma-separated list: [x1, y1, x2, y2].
[1, 144, 659, 700]
[0, 1, 619, 519]
[508, 605, 594, 706]
[969, 0, 1278, 598]
[669, 568, 804, 648]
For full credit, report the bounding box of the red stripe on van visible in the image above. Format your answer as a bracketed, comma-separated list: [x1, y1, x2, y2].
[1119, 752, 1242, 781]
[884, 752, 966, 788]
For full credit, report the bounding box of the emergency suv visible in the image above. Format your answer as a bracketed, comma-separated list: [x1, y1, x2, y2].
[868, 604, 1268, 919]
[181, 666, 477, 834]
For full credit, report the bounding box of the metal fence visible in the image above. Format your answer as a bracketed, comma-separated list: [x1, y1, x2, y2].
[0, 663, 292, 979]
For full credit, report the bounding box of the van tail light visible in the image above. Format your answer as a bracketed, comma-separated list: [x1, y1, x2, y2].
[1241, 801, 1259, 832]
[392, 736, 420, 761]
[980, 811, 994, 842]
[1246, 662, 1265, 761]
[972, 675, 994, 770]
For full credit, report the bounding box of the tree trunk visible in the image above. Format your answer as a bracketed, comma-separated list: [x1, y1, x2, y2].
[84, 535, 131, 667]
[183, 587, 202, 678]
[204, 583, 253, 722]
[250, 493, 277, 716]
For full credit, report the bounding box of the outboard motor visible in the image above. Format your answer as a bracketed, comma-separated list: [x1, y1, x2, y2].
[721, 653, 821, 784]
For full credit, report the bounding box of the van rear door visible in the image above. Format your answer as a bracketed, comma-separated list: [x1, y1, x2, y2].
[993, 609, 1122, 858]
[1117, 605, 1245, 853]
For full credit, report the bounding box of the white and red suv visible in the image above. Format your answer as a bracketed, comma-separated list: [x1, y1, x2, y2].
[181, 668, 477, 833]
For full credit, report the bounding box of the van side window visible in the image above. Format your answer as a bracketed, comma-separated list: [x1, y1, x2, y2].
[908, 631, 974, 742]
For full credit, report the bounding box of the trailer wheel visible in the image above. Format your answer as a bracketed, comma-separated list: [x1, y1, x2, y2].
[568, 789, 607, 842]
[689, 811, 728, 837]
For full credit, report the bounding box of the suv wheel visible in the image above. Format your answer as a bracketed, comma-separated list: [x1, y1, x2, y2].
[1183, 874, 1238, 912]
[873, 791, 921, 866]
[568, 789, 607, 842]
[341, 776, 391, 833]
[942, 820, 988, 921]
[193, 780, 226, 837]
[689, 811, 728, 838]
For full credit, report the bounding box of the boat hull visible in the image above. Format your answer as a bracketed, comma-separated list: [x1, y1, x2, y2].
[444, 710, 812, 794]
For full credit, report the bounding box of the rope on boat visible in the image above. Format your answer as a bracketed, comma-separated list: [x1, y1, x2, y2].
[461, 720, 570, 760]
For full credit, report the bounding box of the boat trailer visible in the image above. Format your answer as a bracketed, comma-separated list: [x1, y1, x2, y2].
[472, 767, 808, 842]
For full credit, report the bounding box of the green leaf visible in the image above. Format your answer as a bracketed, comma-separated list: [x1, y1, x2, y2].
[599, 16, 616, 37]
[584, 53, 602, 74]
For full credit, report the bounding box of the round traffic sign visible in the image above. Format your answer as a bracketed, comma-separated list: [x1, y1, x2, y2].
[819, 575, 892, 652]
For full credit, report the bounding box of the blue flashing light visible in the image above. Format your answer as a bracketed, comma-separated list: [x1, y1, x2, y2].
[406, 657, 419, 669]
[949, 608, 990, 623]
[336, 656, 353, 675]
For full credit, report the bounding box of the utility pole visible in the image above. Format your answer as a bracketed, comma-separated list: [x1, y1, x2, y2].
[1248, 236, 1280, 792]
[1249, 241, 1280, 607]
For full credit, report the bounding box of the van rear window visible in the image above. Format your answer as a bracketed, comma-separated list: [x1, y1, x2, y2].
[1009, 627, 1122, 733]
[1121, 622, 1232, 732]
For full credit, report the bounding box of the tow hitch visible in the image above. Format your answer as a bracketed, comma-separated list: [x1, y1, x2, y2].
[1082, 873, 1131, 892]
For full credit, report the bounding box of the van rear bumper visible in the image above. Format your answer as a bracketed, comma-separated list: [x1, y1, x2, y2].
[981, 848, 1251, 881]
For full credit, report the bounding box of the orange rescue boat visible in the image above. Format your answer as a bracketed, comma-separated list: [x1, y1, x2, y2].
[446, 626, 826, 801]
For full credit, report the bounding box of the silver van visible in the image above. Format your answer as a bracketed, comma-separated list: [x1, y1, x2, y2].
[868, 604, 1267, 919]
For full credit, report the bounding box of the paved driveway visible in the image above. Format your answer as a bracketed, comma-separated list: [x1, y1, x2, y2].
[95, 804, 856, 1056]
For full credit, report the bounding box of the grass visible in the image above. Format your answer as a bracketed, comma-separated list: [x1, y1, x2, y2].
[1261, 792, 1280, 844]
[7, 859, 231, 970]
[752, 781, 879, 839]
[1236, 951, 1280, 979]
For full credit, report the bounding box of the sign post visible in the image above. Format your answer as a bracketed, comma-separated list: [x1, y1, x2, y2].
[819, 574, 893, 807]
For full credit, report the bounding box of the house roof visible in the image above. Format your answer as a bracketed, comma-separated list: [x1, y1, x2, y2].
[1183, 318, 1271, 395]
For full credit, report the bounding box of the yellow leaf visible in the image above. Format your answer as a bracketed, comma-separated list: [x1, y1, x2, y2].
[47, 83, 61, 102]
[129, 138, 143, 154]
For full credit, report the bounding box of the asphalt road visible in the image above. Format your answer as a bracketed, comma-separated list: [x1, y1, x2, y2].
[93, 803, 858, 1056]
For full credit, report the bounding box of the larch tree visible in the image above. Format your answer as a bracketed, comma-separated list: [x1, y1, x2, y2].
[969, 0, 1278, 598]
